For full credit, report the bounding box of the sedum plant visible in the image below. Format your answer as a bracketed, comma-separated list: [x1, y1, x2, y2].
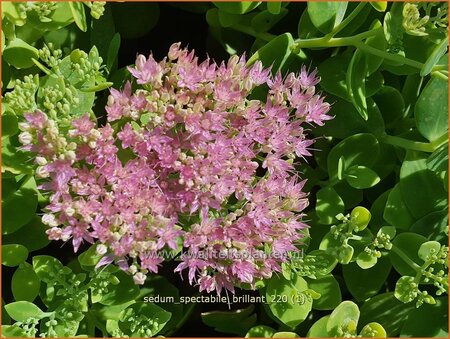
[2, 1, 449, 338]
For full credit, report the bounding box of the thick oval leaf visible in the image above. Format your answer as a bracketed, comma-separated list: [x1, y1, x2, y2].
[415, 77, 448, 142]
[360, 292, 415, 336]
[421, 38, 448, 76]
[307, 2, 348, 34]
[32, 255, 64, 283]
[383, 184, 415, 230]
[370, 2, 387, 12]
[343, 256, 392, 301]
[360, 322, 387, 337]
[328, 133, 380, 181]
[327, 301, 360, 337]
[68, 2, 87, 32]
[2, 175, 37, 235]
[266, 275, 312, 328]
[5, 301, 44, 322]
[315, 186, 344, 225]
[201, 305, 256, 336]
[390, 233, 427, 277]
[345, 165, 380, 189]
[3, 38, 39, 69]
[245, 325, 275, 338]
[3, 216, 51, 252]
[2, 113, 19, 137]
[307, 315, 330, 338]
[410, 209, 448, 242]
[112, 3, 160, 39]
[247, 33, 294, 72]
[347, 49, 368, 120]
[12, 262, 40, 302]
[2, 244, 28, 267]
[400, 298, 448, 337]
[307, 275, 342, 310]
[213, 2, 261, 14]
[100, 270, 140, 306]
[417, 241, 441, 262]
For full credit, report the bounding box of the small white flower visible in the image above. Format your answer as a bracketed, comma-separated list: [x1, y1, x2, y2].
[129, 265, 138, 275]
[133, 272, 146, 285]
[42, 213, 58, 227]
[35, 156, 48, 166]
[96, 244, 108, 255]
[65, 206, 75, 217]
[18, 132, 33, 145]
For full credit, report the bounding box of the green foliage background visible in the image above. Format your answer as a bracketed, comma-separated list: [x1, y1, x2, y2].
[1, 2, 449, 338]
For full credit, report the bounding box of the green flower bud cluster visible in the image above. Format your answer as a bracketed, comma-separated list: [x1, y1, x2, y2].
[72, 48, 104, 85]
[15, 317, 40, 337]
[41, 81, 79, 119]
[395, 242, 448, 307]
[403, 3, 429, 36]
[121, 308, 160, 337]
[87, 1, 107, 20]
[4, 75, 39, 114]
[16, 2, 58, 22]
[293, 251, 335, 279]
[38, 44, 63, 69]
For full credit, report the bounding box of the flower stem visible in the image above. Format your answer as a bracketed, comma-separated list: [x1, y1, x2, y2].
[391, 245, 421, 271]
[381, 135, 440, 153]
[326, 2, 368, 39]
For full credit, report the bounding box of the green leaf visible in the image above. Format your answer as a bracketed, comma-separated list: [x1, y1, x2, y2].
[415, 77, 448, 142]
[373, 86, 405, 127]
[2, 137, 34, 175]
[399, 151, 447, 219]
[421, 38, 448, 76]
[3, 216, 51, 252]
[394, 276, 417, 303]
[78, 244, 103, 267]
[344, 165, 380, 189]
[343, 256, 392, 301]
[306, 275, 341, 310]
[417, 241, 441, 262]
[80, 82, 113, 92]
[400, 298, 448, 337]
[99, 270, 140, 306]
[318, 52, 351, 101]
[107, 33, 121, 71]
[251, 9, 288, 33]
[247, 33, 294, 72]
[410, 209, 448, 242]
[2, 244, 28, 267]
[90, 4, 115, 61]
[2, 2, 26, 25]
[383, 185, 415, 230]
[328, 133, 380, 181]
[427, 143, 448, 173]
[53, 319, 81, 337]
[5, 301, 44, 322]
[390, 233, 427, 276]
[0, 325, 28, 337]
[218, 10, 241, 28]
[202, 305, 256, 336]
[307, 2, 348, 34]
[68, 2, 87, 32]
[360, 322, 387, 337]
[266, 275, 313, 328]
[32, 255, 64, 283]
[364, 20, 386, 75]
[12, 263, 40, 302]
[313, 97, 385, 139]
[326, 301, 360, 337]
[359, 292, 415, 336]
[315, 186, 344, 225]
[245, 325, 276, 338]
[267, 2, 282, 15]
[347, 49, 368, 120]
[2, 113, 19, 137]
[356, 251, 378, 269]
[272, 332, 299, 338]
[307, 315, 330, 338]
[3, 38, 39, 69]
[213, 2, 261, 14]
[370, 2, 387, 12]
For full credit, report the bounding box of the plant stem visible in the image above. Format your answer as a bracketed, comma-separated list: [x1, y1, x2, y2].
[354, 42, 424, 69]
[381, 135, 437, 152]
[326, 2, 368, 38]
[391, 245, 421, 271]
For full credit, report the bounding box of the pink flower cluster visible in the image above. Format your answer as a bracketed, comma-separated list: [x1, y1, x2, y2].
[19, 43, 331, 294]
